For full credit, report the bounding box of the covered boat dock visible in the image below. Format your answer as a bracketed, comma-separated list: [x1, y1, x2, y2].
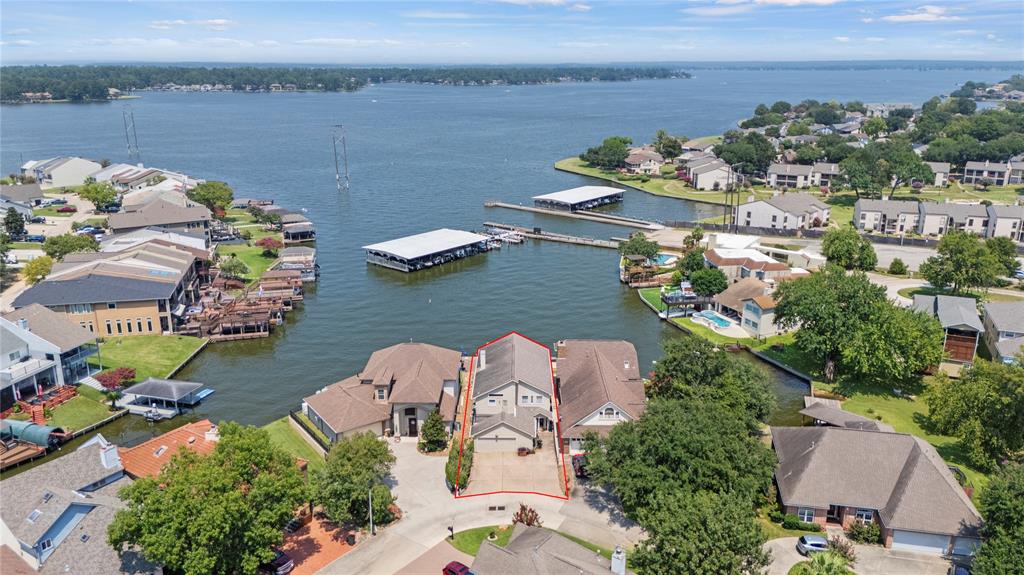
[532, 185, 624, 212]
[118, 377, 214, 421]
[363, 228, 491, 272]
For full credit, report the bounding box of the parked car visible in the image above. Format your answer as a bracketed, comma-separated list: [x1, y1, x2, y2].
[572, 454, 588, 478]
[948, 565, 971, 575]
[442, 561, 473, 575]
[96, 204, 121, 213]
[4, 254, 17, 265]
[283, 517, 304, 534]
[24, 234, 45, 243]
[796, 535, 829, 555]
[30, 216, 46, 224]
[516, 446, 534, 457]
[49, 198, 68, 205]
[56, 206, 78, 213]
[1014, 269, 1024, 280]
[259, 550, 294, 575]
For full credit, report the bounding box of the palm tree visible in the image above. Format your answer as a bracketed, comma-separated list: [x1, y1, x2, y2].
[806, 551, 849, 575]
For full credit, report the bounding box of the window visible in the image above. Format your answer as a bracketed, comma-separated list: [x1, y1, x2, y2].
[107, 302, 117, 309]
[105, 320, 112, 335]
[797, 508, 815, 523]
[487, 394, 500, 406]
[600, 407, 616, 420]
[39, 539, 52, 551]
[126, 320, 132, 333]
[855, 509, 874, 524]
[8, 350, 20, 362]
[137, 319, 143, 332]
[115, 320, 123, 335]
[376, 388, 385, 400]
[147, 319, 153, 332]
[69, 303, 91, 314]
[521, 395, 530, 404]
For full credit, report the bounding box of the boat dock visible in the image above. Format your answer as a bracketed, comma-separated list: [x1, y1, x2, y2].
[484, 201, 663, 230]
[483, 222, 620, 249]
[363, 228, 493, 272]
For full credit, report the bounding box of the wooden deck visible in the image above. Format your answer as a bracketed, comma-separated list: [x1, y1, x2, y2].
[483, 222, 620, 249]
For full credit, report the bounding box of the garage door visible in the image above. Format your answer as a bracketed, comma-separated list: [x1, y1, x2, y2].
[892, 531, 950, 555]
[475, 436, 515, 452]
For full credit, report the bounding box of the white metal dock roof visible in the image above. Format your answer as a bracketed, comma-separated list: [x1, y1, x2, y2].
[363, 228, 490, 260]
[532, 185, 624, 205]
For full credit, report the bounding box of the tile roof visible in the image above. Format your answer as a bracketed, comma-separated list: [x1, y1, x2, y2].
[303, 376, 390, 435]
[119, 420, 218, 478]
[772, 426, 981, 537]
[912, 295, 984, 332]
[472, 333, 553, 399]
[472, 524, 631, 575]
[2, 303, 95, 352]
[555, 340, 645, 437]
[983, 301, 1024, 333]
[358, 342, 462, 404]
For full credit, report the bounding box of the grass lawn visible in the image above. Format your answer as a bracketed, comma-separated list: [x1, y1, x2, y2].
[294, 412, 331, 447]
[217, 233, 283, 282]
[638, 287, 667, 312]
[897, 286, 1024, 303]
[33, 206, 75, 217]
[8, 394, 115, 432]
[88, 335, 207, 381]
[82, 217, 108, 229]
[263, 417, 324, 473]
[221, 208, 259, 225]
[757, 515, 819, 541]
[448, 525, 514, 556]
[10, 242, 43, 250]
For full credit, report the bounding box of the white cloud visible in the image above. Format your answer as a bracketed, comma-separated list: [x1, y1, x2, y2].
[568, 3, 592, 12]
[833, 36, 850, 42]
[7, 28, 34, 35]
[400, 11, 477, 20]
[149, 19, 187, 30]
[950, 29, 978, 35]
[557, 41, 608, 48]
[149, 18, 237, 31]
[682, 4, 755, 17]
[865, 36, 885, 42]
[986, 33, 996, 40]
[0, 39, 38, 46]
[860, 17, 874, 23]
[880, 5, 962, 23]
[258, 40, 280, 47]
[294, 38, 401, 47]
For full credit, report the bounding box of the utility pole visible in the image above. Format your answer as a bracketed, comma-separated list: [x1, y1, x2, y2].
[368, 481, 375, 536]
[122, 105, 141, 165]
[332, 124, 350, 192]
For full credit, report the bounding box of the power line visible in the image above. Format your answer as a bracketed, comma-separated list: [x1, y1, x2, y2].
[331, 124, 350, 192]
[122, 105, 141, 164]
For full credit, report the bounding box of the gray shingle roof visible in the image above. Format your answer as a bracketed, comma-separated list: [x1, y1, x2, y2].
[0, 183, 44, 203]
[919, 202, 989, 219]
[768, 163, 813, 176]
[986, 204, 1024, 219]
[107, 200, 210, 231]
[772, 426, 981, 537]
[856, 199, 920, 219]
[765, 192, 828, 214]
[13, 274, 178, 307]
[472, 333, 553, 399]
[799, 403, 895, 432]
[983, 301, 1024, 333]
[472, 524, 632, 575]
[923, 161, 950, 174]
[2, 304, 95, 352]
[912, 294, 984, 332]
[472, 406, 548, 438]
[123, 378, 206, 401]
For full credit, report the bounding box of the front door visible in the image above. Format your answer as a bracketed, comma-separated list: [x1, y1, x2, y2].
[408, 417, 418, 436]
[826, 505, 842, 523]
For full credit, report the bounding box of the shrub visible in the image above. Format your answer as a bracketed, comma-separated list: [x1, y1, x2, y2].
[445, 438, 473, 491]
[256, 237, 283, 257]
[768, 509, 784, 523]
[828, 535, 857, 563]
[95, 367, 137, 390]
[511, 503, 543, 527]
[888, 258, 907, 275]
[782, 514, 821, 531]
[418, 410, 447, 453]
[846, 521, 882, 544]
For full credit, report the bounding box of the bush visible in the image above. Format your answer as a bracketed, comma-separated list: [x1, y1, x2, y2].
[418, 410, 448, 453]
[511, 503, 543, 527]
[846, 521, 882, 544]
[95, 367, 137, 390]
[445, 438, 473, 491]
[888, 258, 908, 275]
[828, 535, 857, 563]
[768, 509, 784, 523]
[782, 514, 821, 532]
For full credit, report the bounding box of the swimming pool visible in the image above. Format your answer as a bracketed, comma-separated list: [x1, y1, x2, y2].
[651, 253, 678, 266]
[699, 310, 732, 328]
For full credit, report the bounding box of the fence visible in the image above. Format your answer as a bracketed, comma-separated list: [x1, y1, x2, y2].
[663, 220, 827, 239]
[289, 409, 331, 453]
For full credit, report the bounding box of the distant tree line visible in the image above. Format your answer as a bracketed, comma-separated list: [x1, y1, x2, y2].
[0, 65, 687, 102]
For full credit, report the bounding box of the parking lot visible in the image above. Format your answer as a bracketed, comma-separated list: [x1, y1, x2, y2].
[461, 448, 567, 497]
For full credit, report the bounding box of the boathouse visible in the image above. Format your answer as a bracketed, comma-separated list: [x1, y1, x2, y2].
[532, 186, 624, 212]
[118, 377, 214, 420]
[363, 228, 491, 272]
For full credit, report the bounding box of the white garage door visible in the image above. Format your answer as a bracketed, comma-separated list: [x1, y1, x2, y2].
[475, 436, 516, 452]
[892, 531, 950, 555]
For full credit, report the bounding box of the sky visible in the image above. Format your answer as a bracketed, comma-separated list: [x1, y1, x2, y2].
[1, 1, 1023, 64]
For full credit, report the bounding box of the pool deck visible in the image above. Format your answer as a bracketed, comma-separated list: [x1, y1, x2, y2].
[693, 313, 750, 339]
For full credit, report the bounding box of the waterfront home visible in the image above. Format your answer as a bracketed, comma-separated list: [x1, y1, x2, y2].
[713, 277, 772, 318]
[1011, 159, 1024, 184]
[911, 295, 984, 363]
[121, 186, 195, 213]
[623, 148, 664, 175]
[0, 198, 33, 220]
[554, 339, 645, 455]
[767, 163, 812, 189]
[100, 226, 211, 252]
[918, 203, 989, 237]
[961, 160, 1010, 186]
[119, 419, 219, 478]
[985, 203, 1024, 241]
[118, 378, 214, 420]
[734, 193, 830, 230]
[0, 435, 160, 574]
[689, 159, 735, 191]
[472, 524, 632, 575]
[107, 200, 212, 241]
[854, 199, 920, 234]
[705, 249, 791, 284]
[0, 183, 44, 206]
[800, 397, 894, 432]
[21, 157, 102, 189]
[982, 301, 1024, 363]
[865, 103, 914, 118]
[13, 240, 203, 336]
[532, 186, 624, 212]
[680, 139, 716, 154]
[1, 305, 98, 410]
[923, 161, 951, 187]
[470, 333, 555, 452]
[771, 426, 982, 556]
[302, 342, 463, 441]
[740, 294, 782, 338]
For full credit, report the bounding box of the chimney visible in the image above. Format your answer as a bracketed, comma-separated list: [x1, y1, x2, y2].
[478, 349, 486, 370]
[204, 424, 220, 443]
[17, 318, 29, 331]
[610, 546, 626, 575]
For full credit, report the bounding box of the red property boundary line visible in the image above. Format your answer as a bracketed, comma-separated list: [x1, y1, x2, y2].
[453, 331, 570, 500]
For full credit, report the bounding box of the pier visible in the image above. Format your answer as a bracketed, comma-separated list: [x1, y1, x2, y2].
[483, 222, 620, 249]
[484, 201, 663, 230]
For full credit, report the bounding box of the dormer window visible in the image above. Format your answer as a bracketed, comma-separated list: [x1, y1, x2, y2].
[376, 388, 386, 401]
[27, 509, 41, 522]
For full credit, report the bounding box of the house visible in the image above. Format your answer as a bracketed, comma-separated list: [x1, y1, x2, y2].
[712, 277, 771, 317]
[13, 241, 202, 336]
[911, 295, 983, 363]
[799, 397, 894, 432]
[470, 333, 555, 452]
[865, 103, 914, 118]
[923, 162, 951, 187]
[22, 157, 102, 189]
[961, 160, 1009, 186]
[121, 187, 195, 213]
[100, 226, 210, 252]
[303, 342, 463, 441]
[771, 426, 982, 556]
[0, 198, 33, 221]
[554, 340, 645, 455]
[982, 301, 1024, 363]
[854, 199, 920, 234]
[0, 183, 44, 206]
[680, 139, 716, 154]
[767, 163, 812, 189]
[740, 294, 782, 337]
[918, 203, 989, 237]
[0, 435, 160, 574]
[623, 149, 664, 175]
[734, 193, 830, 230]
[985, 204, 1024, 241]
[1010, 160, 1024, 184]
[472, 524, 631, 575]
[810, 162, 841, 188]
[705, 249, 791, 284]
[119, 420, 219, 478]
[107, 200, 211, 241]
[1, 305, 97, 410]
[689, 159, 735, 191]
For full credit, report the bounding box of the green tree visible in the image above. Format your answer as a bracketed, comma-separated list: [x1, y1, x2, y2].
[218, 256, 250, 279]
[841, 302, 945, 383]
[618, 232, 660, 261]
[770, 100, 792, 114]
[678, 248, 706, 279]
[973, 463, 1024, 575]
[313, 432, 396, 526]
[632, 491, 770, 575]
[580, 136, 632, 170]
[919, 231, 1001, 294]
[985, 236, 1019, 276]
[649, 337, 775, 424]
[689, 268, 728, 297]
[805, 551, 851, 575]
[42, 233, 98, 260]
[107, 422, 307, 575]
[22, 255, 53, 284]
[78, 181, 117, 207]
[754, 103, 770, 116]
[863, 116, 887, 139]
[839, 149, 884, 198]
[888, 258, 908, 275]
[927, 360, 1024, 471]
[773, 265, 887, 382]
[446, 438, 473, 490]
[876, 140, 933, 197]
[714, 132, 776, 174]
[187, 181, 234, 212]
[418, 410, 448, 452]
[653, 129, 682, 159]
[583, 398, 776, 517]
[787, 122, 811, 136]
[3, 207, 26, 236]
[821, 227, 876, 270]
[683, 226, 704, 252]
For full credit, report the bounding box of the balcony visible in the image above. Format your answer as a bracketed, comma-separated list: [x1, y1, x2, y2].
[1, 357, 57, 384]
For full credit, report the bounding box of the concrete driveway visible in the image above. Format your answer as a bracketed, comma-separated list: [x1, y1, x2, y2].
[764, 537, 952, 575]
[462, 449, 566, 497]
[764, 537, 805, 575]
[26, 191, 97, 238]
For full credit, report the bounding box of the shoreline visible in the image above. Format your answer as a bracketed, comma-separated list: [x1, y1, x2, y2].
[554, 156, 742, 207]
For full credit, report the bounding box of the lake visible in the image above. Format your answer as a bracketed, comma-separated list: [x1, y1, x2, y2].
[1, 66, 1011, 444]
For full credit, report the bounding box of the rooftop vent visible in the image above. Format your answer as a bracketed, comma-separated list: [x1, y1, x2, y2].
[154, 446, 167, 457]
[42, 491, 54, 503]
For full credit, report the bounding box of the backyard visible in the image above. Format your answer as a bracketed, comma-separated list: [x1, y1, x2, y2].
[8, 385, 114, 432]
[88, 335, 208, 381]
[216, 227, 284, 282]
[263, 416, 325, 472]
